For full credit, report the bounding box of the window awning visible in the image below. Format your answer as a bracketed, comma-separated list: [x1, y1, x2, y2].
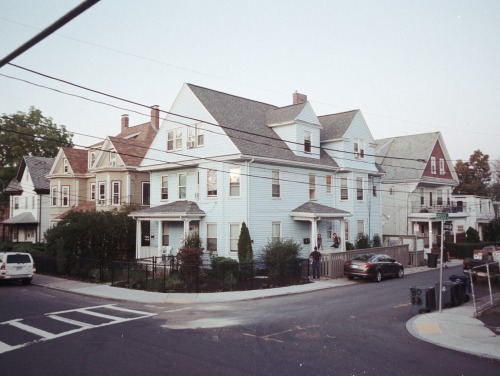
[129, 200, 205, 221]
[290, 201, 351, 221]
[2, 212, 38, 225]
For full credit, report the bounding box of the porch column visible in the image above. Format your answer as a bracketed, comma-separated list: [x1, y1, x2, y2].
[157, 220, 163, 256]
[136, 219, 142, 259]
[428, 219, 433, 251]
[340, 220, 346, 252]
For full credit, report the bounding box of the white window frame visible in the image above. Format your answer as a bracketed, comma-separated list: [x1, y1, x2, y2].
[98, 182, 106, 205]
[354, 139, 365, 159]
[63, 158, 69, 173]
[61, 186, 70, 207]
[340, 177, 348, 200]
[109, 149, 116, 166]
[89, 151, 96, 169]
[229, 223, 240, 253]
[142, 182, 150, 205]
[229, 167, 240, 197]
[272, 170, 280, 198]
[167, 128, 183, 151]
[112, 181, 121, 206]
[206, 223, 217, 253]
[187, 123, 205, 149]
[357, 220, 364, 235]
[304, 131, 311, 153]
[178, 174, 186, 199]
[175, 128, 183, 150]
[90, 183, 96, 201]
[207, 170, 217, 197]
[439, 158, 445, 175]
[309, 174, 316, 200]
[51, 187, 57, 207]
[431, 156, 436, 174]
[437, 189, 443, 206]
[326, 221, 333, 239]
[326, 175, 332, 193]
[356, 177, 363, 201]
[167, 130, 174, 151]
[344, 221, 349, 243]
[162, 222, 169, 246]
[272, 222, 281, 241]
[161, 175, 169, 200]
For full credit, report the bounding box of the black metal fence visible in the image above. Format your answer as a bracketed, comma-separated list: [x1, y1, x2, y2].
[32, 254, 311, 293]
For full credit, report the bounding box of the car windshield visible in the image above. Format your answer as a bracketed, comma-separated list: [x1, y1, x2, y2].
[352, 254, 376, 262]
[6, 254, 31, 263]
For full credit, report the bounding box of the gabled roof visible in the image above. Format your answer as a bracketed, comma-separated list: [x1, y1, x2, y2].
[108, 136, 150, 167]
[62, 147, 88, 174]
[187, 84, 338, 168]
[266, 102, 308, 125]
[291, 201, 351, 216]
[24, 156, 54, 192]
[318, 110, 358, 140]
[114, 121, 157, 145]
[374, 132, 452, 181]
[130, 201, 205, 218]
[2, 212, 37, 224]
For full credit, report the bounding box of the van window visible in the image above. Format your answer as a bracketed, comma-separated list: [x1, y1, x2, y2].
[6, 254, 32, 263]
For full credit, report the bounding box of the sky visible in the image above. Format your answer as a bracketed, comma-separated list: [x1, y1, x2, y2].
[1, 0, 499, 164]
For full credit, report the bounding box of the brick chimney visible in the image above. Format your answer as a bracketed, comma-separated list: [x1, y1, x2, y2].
[293, 91, 307, 105]
[151, 105, 160, 130]
[121, 114, 129, 131]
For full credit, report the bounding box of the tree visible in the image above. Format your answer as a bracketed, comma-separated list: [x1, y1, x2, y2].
[0, 107, 73, 201]
[237, 222, 253, 280]
[261, 238, 301, 280]
[453, 150, 491, 196]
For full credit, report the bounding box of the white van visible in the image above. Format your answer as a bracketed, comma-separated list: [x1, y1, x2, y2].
[0, 252, 36, 285]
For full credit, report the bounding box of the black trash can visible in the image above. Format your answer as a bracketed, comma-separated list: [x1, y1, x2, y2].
[410, 286, 436, 314]
[435, 281, 459, 308]
[449, 274, 470, 304]
[427, 253, 438, 268]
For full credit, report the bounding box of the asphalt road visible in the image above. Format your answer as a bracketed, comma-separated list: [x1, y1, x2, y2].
[1, 266, 499, 375]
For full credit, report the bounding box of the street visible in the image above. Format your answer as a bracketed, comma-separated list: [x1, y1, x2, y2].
[1, 266, 499, 375]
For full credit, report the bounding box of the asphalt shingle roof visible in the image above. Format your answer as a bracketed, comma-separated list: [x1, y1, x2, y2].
[318, 110, 358, 140]
[62, 147, 88, 174]
[291, 201, 350, 215]
[130, 201, 205, 216]
[24, 156, 54, 192]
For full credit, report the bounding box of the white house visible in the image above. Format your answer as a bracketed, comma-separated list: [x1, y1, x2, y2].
[130, 84, 383, 259]
[2, 156, 54, 242]
[449, 195, 495, 241]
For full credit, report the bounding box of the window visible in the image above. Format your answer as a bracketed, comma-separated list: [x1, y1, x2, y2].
[437, 189, 443, 206]
[431, 157, 436, 174]
[51, 187, 57, 207]
[206, 223, 217, 252]
[304, 131, 311, 153]
[229, 223, 240, 252]
[61, 186, 69, 207]
[13, 196, 19, 210]
[187, 123, 205, 148]
[272, 222, 281, 241]
[99, 182, 106, 205]
[326, 221, 333, 239]
[162, 222, 169, 246]
[167, 128, 183, 151]
[272, 170, 280, 198]
[372, 183, 377, 197]
[344, 221, 349, 243]
[326, 175, 332, 193]
[429, 192, 433, 207]
[89, 151, 96, 169]
[178, 174, 186, 199]
[340, 177, 348, 200]
[24, 197, 28, 209]
[439, 158, 445, 175]
[109, 149, 116, 166]
[309, 174, 316, 200]
[63, 158, 69, 173]
[207, 170, 217, 197]
[90, 183, 96, 201]
[229, 167, 240, 197]
[32, 196, 35, 209]
[357, 220, 364, 235]
[142, 182, 150, 205]
[161, 176, 168, 200]
[356, 178, 363, 200]
[112, 181, 120, 205]
[420, 188, 424, 206]
[354, 139, 365, 158]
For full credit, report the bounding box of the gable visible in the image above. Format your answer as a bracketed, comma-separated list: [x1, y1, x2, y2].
[422, 140, 454, 180]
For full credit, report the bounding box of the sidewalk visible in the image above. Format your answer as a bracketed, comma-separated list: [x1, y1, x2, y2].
[31, 258, 500, 361]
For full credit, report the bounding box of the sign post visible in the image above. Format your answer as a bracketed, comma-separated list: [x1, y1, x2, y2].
[436, 212, 448, 312]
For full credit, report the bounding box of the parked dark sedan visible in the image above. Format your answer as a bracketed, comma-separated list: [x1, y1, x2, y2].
[344, 254, 404, 282]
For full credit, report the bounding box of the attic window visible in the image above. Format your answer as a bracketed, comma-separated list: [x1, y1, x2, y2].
[124, 131, 142, 140]
[304, 131, 311, 153]
[63, 158, 69, 173]
[354, 139, 365, 159]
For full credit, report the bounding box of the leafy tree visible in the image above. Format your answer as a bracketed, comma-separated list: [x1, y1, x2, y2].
[484, 219, 500, 242]
[453, 150, 491, 196]
[372, 234, 382, 247]
[465, 227, 480, 243]
[261, 238, 301, 280]
[0, 107, 73, 202]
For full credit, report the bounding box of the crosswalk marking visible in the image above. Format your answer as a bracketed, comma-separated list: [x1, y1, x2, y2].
[6, 320, 57, 339]
[0, 304, 157, 355]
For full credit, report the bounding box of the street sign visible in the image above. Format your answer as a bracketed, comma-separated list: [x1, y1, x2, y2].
[436, 212, 449, 220]
[444, 223, 453, 231]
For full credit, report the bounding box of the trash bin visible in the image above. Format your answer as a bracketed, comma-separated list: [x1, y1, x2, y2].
[410, 286, 436, 314]
[427, 253, 438, 268]
[449, 274, 470, 304]
[435, 281, 459, 308]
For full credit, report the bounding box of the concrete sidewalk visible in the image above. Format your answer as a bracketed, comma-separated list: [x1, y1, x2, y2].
[31, 258, 500, 361]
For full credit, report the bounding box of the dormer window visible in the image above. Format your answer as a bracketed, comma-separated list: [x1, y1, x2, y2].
[304, 131, 311, 154]
[354, 139, 365, 158]
[89, 151, 96, 169]
[63, 158, 69, 173]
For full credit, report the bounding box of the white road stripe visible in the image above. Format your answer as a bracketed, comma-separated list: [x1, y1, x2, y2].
[0, 340, 16, 354]
[47, 315, 95, 328]
[103, 305, 156, 316]
[75, 309, 126, 322]
[7, 319, 56, 339]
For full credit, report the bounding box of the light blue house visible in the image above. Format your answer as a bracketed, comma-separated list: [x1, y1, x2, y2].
[130, 84, 383, 259]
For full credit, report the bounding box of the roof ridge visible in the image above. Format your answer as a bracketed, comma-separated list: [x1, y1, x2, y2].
[187, 83, 278, 108]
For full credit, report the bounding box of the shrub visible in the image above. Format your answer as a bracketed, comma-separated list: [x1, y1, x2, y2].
[465, 227, 480, 243]
[355, 233, 370, 249]
[372, 234, 381, 247]
[345, 241, 354, 250]
[211, 256, 239, 281]
[237, 222, 253, 280]
[261, 238, 301, 281]
[177, 232, 203, 283]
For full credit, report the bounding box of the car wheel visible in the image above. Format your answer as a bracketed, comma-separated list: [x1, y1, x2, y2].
[397, 267, 404, 278]
[347, 275, 354, 280]
[374, 270, 382, 282]
[22, 278, 32, 285]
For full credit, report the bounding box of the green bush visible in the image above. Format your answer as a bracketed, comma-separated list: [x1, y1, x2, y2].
[445, 241, 492, 259]
[465, 227, 480, 243]
[372, 234, 381, 248]
[211, 256, 239, 281]
[345, 241, 354, 250]
[237, 222, 253, 280]
[261, 238, 301, 280]
[355, 233, 370, 249]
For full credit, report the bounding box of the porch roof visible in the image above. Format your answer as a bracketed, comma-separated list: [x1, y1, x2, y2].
[2, 212, 38, 225]
[129, 200, 205, 219]
[290, 201, 351, 220]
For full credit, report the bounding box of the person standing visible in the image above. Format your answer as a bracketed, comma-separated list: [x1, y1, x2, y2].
[309, 246, 322, 280]
[317, 233, 323, 250]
